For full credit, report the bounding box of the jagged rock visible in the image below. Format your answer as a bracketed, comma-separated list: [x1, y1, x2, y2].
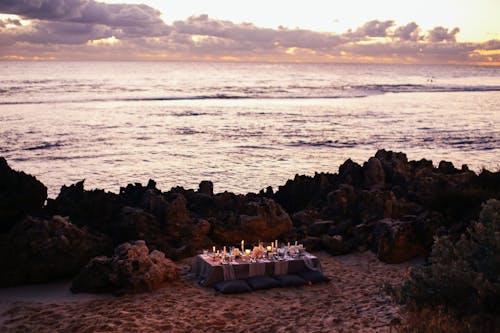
[438, 160, 460, 174]
[274, 173, 336, 213]
[308, 220, 335, 237]
[337, 159, 363, 186]
[357, 190, 395, 222]
[321, 235, 350, 255]
[116, 206, 161, 244]
[327, 184, 356, 218]
[71, 240, 178, 295]
[375, 150, 411, 187]
[0, 157, 47, 232]
[363, 157, 385, 189]
[213, 198, 292, 243]
[291, 209, 321, 226]
[373, 218, 430, 263]
[46, 180, 121, 233]
[198, 180, 214, 195]
[0, 215, 111, 287]
[301, 236, 323, 251]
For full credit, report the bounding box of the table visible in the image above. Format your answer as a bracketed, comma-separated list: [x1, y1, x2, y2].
[193, 252, 321, 287]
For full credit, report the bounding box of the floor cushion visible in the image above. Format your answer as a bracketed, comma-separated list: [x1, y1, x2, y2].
[246, 275, 280, 290]
[214, 280, 252, 294]
[274, 274, 307, 287]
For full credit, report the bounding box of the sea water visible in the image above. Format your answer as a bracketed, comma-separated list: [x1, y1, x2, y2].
[0, 61, 499, 197]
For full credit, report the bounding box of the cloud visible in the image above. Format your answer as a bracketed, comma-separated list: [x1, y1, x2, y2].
[0, 17, 22, 28]
[0, 2, 498, 64]
[427, 26, 460, 42]
[351, 20, 395, 37]
[0, 0, 170, 38]
[394, 22, 421, 41]
[173, 15, 343, 50]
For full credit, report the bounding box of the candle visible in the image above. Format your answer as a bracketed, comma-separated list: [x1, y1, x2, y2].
[271, 242, 274, 252]
[275, 240, 278, 248]
[295, 240, 298, 246]
[266, 245, 272, 252]
[287, 242, 290, 248]
[223, 246, 226, 256]
[245, 249, 251, 258]
[213, 246, 216, 253]
[241, 240, 244, 252]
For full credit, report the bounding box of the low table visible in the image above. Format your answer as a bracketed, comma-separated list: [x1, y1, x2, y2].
[193, 252, 321, 287]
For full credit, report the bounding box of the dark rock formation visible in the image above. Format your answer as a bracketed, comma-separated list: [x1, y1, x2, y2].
[372, 217, 433, 263]
[0, 157, 47, 232]
[0, 215, 111, 287]
[46, 180, 122, 233]
[71, 240, 178, 295]
[211, 197, 293, 243]
[1, 147, 498, 288]
[270, 149, 500, 263]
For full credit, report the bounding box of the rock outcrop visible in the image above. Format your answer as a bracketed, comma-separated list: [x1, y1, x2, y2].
[0, 157, 47, 232]
[71, 240, 178, 295]
[271, 149, 500, 263]
[1, 147, 498, 288]
[0, 215, 111, 287]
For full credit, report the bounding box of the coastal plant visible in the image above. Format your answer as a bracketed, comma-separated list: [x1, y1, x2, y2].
[396, 199, 500, 332]
[401, 198, 500, 311]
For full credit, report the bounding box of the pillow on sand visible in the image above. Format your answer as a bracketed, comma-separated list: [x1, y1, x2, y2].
[298, 270, 331, 284]
[214, 280, 252, 294]
[274, 274, 307, 287]
[246, 276, 280, 290]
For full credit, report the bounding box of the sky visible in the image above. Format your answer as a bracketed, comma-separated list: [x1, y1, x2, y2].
[0, 0, 499, 64]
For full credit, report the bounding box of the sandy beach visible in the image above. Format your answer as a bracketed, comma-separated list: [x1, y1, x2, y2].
[0, 251, 414, 333]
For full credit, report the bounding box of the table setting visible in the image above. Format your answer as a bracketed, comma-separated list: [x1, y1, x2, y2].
[194, 240, 322, 287]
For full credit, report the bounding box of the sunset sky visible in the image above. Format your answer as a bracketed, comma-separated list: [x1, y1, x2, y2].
[0, 0, 499, 64]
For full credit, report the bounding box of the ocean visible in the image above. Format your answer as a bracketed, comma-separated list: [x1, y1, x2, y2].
[0, 61, 499, 197]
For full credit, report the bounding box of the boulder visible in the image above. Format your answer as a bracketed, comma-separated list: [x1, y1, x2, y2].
[375, 149, 412, 187]
[373, 218, 430, 263]
[213, 198, 292, 243]
[308, 220, 335, 237]
[326, 184, 356, 218]
[0, 215, 111, 287]
[321, 235, 351, 255]
[363, 157, 385, 189]
[198, 180, 214, 195]
[291, 209, 321, 227]
[46, 180, 121, 233]
[0, 157, 47, 232]
[71, 240, 178, 295]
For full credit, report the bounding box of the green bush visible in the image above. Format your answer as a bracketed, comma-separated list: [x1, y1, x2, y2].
[400, 198, 500, 313]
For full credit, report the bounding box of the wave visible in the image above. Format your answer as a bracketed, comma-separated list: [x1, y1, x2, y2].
[25, 142, 64, 151]
[1, 84, 499, 105]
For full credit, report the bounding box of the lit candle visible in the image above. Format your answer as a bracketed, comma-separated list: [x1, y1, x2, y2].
[266, 245, 272, 252]
[223, 246, 226, 256]
[213, 246, 216, 253]
[245, 249, 251, 258]
[241, 240, 244, 252]
[271, 242, 274, 252]
[275, 240, 278, 248]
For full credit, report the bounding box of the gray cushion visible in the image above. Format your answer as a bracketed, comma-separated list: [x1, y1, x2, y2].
[274, 274, 307, 287]
[246, 276, 280, 290]
[214, 280, 252, 294]
[298, 270, 331, 284]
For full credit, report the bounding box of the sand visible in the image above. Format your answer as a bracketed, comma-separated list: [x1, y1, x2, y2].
[0, 251, 415, 333]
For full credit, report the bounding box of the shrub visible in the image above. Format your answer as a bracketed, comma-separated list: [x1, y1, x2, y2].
[400, 199, 500, 313]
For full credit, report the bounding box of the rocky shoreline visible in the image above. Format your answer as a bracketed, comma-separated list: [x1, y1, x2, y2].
[1, 149, 499, 292]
